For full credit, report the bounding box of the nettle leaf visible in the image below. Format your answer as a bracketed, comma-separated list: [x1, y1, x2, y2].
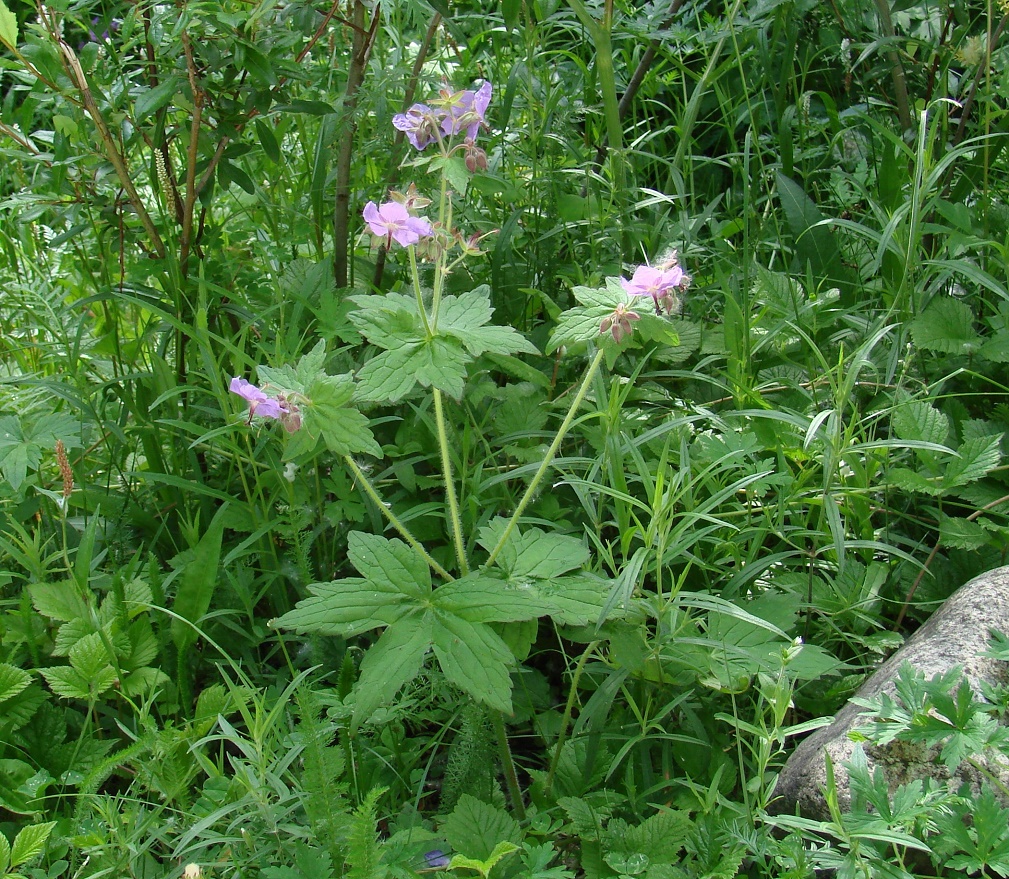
[352, 614, 434, 727]
[39, 664, 114, 701]
[910, 297, 983, 355]
[891, 400, 950, 446]
[433, 611, 515, 713]
[939, 515, 997, 551]
[29, 581, 89, 622]
[617, 810, 692, 862]
[944, 434, 1002, 487]
[443, 794, 523, 861]
[887, 466, 945, 496]
[69, 632, 114, 681]
[0, 664, 31, 705]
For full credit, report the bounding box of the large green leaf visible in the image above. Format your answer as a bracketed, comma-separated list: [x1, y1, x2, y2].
[910, 297, 983, 355]
[307, 373, 381, 458]
[348, 532, 431, 599]
[436, 287, 538, 357]
[776, 172, 854, 298]
[443, 794, 522, 861]
[478, 520, 590, 580]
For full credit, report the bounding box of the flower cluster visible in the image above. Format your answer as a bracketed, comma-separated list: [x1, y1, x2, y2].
[230, 377, 302, 433]
[393, 81, 492, 160]
[600, 250, 691, 343]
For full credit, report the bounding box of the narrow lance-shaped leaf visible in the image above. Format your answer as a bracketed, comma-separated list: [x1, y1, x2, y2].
[171, 503, 229, 651]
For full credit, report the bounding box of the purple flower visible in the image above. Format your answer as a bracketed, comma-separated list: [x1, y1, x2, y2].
[423, 850, 451, 869]
[392, 104, 441, 150]
[620, 264, 688, 314]
[439, 81, 492, 140]
[230, 377, 287, 421]
[363, 201, 432, 247]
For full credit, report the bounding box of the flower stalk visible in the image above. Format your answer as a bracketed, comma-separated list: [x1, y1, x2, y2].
[485, 347, 606, 569]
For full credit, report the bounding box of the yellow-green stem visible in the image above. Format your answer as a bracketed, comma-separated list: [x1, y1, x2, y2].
[485, 348, 606, 569]
[345, 455, 453, 581]
[433, 389, 469, 574]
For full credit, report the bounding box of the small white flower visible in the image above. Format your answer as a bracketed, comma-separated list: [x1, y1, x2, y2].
[283, 462, 298, 483]
[183, 865, 203, 879]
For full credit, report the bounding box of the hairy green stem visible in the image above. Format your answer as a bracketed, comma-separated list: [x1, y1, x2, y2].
[409, 246, 433, 338]
[433, 389, 469, 574]
[485, 348, 606, 569]
[492, 710, 526, 821]
[543, 640, 600, 800]
[344, 456, 453, 581]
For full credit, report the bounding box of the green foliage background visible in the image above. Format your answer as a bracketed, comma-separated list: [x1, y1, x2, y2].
[1, 0, 1009, 876]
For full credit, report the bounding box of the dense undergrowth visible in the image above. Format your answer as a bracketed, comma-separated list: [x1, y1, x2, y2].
[1, 0, 1009, 876]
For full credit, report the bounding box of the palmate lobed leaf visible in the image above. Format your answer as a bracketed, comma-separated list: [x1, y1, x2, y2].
[436, 287, 538, 356]
[350, 288, 535, 402]
[304, 373, 382, 458]
[355, 336, 470, 401]
[478, 519, 590, 579]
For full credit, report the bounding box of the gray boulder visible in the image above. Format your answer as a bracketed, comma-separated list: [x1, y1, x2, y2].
[774, 565, 1009, 819]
